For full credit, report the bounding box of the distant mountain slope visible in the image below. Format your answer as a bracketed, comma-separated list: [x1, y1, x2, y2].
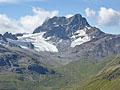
[0, 44, 56, 75]
[0, 14, 120, 65]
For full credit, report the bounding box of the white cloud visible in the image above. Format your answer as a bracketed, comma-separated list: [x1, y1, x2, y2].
[0, 7, 59, 34]
[20, 7, 59, 33]
[0, 0, 47, 4]
[85, 8, 96, 17]
[0, 14, 24, 34]
[98, 7, 120, 26]
[0, 0, 17, 4]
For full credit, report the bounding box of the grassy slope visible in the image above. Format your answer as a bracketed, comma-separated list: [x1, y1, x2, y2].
[40, 56, 114, 90]
[74, 55, 120, 90]
[0, 73, 59, 90]
[0, 58, 110, 90]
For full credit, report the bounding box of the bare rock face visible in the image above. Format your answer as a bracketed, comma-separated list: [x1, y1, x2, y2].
[33, 14, 90, 39]
[3, 32, 18, 40]
[0, 45, 56, 75]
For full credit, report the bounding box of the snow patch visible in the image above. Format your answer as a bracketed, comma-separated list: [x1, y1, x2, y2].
[55, 25, 59, 27]
[20, 45, 29, 49]
[19, 32, 58, 52]
[71, 28, 91, 47]
[85, 26, 91, 29]
[71, 36, 91, 47]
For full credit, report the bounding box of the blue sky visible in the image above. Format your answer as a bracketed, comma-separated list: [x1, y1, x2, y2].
[0, 0, 120, 34]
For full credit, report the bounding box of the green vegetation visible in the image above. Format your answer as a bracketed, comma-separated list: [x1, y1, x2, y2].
[74, 55, 120, 90]
[0, 55, 120, 90]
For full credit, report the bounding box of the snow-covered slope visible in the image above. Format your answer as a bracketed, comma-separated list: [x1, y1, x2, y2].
[71, 27, 91, 47]
[18, 32, 58, 52]
[17, 28, 91, 52]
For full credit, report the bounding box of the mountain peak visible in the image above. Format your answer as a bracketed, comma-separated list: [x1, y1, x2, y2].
[71, 14, 82, 18]
[68, 14, 90, 28]
[3, 32, 18, 40]
[33, 14, 90, 37]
